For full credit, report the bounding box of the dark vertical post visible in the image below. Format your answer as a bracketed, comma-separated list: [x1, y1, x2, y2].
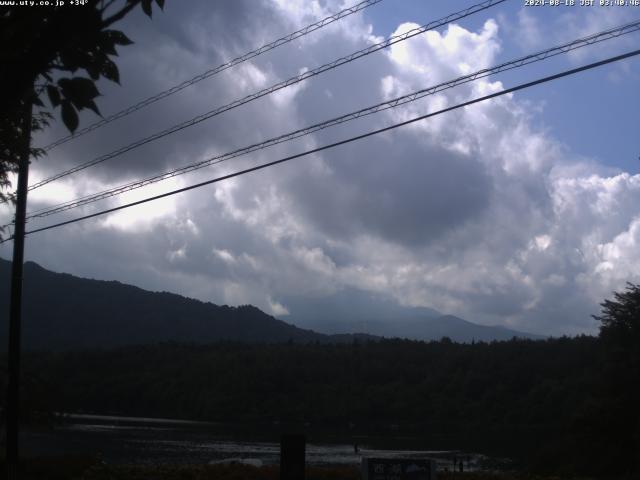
[280, 434, 305, 480]
[6, 100, 32, 480]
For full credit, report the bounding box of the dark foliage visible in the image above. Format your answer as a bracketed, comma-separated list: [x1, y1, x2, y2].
[0, 458, 362, 480]
[4, 337, 600, 474]
[583, 283, 640, 477]
[0, 0, 164, 205]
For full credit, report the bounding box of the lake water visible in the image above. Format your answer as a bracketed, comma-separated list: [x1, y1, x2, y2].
[21, 415, 493, 471]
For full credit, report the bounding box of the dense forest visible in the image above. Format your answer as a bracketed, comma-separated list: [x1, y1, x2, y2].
[19, 337, 595, 430]
[3, 332, 636, 477]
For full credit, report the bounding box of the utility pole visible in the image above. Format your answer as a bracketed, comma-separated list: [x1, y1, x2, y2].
[6, 99, 33, 480]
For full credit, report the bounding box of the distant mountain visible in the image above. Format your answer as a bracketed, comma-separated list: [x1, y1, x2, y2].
[282, 287, 443, 331]
[0, 259, 368, 350]
[0, 259, 542, 350]
[284, 288, 544, 342]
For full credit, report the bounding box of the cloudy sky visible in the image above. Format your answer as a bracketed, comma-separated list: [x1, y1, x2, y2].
[2, 0, 639, 336]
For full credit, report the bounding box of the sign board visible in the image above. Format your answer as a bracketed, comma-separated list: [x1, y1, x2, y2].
[362, 457, 436, 480]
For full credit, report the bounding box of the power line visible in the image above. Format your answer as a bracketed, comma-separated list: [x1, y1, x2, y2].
[28, 0, 506, 191]
[32, 0, 504, 189]
[25, 19, 640, 220]
[40, 0, 384, 152]
[4, 48, 636, 243]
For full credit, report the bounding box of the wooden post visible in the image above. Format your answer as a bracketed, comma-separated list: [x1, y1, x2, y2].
[280, 434, 305, 480]
[6, 99, 32, 480]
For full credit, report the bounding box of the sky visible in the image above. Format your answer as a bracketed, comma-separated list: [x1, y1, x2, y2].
[2, 0, 640, 336]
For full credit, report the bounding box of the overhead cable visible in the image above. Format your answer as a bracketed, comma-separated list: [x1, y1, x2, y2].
[40, 0, 384, 151]
[26, 19, 640, 220]
[2, 48, 635, 243]
[28, 0, 506, 191]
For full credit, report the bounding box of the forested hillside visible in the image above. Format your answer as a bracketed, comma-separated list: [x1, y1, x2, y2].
[0, 258, 540, 348]
[7, 337, 606, 473]
[0, 259, 328, 348]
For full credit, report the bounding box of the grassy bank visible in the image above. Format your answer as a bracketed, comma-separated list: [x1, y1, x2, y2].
[0, 456, 596, 480]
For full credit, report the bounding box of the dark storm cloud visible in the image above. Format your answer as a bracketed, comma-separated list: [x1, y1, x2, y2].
[30, 0, 296, 181]
[282, 132, 492, 247]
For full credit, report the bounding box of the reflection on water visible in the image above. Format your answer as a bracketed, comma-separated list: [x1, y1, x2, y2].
[23, 417, 490, 471]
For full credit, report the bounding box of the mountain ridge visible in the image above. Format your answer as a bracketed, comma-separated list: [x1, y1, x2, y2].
[0, 258, 332, 349]
[282, 288, 544, 342]
[287, 312, 544, 342]
[0, 258, 542, 349]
